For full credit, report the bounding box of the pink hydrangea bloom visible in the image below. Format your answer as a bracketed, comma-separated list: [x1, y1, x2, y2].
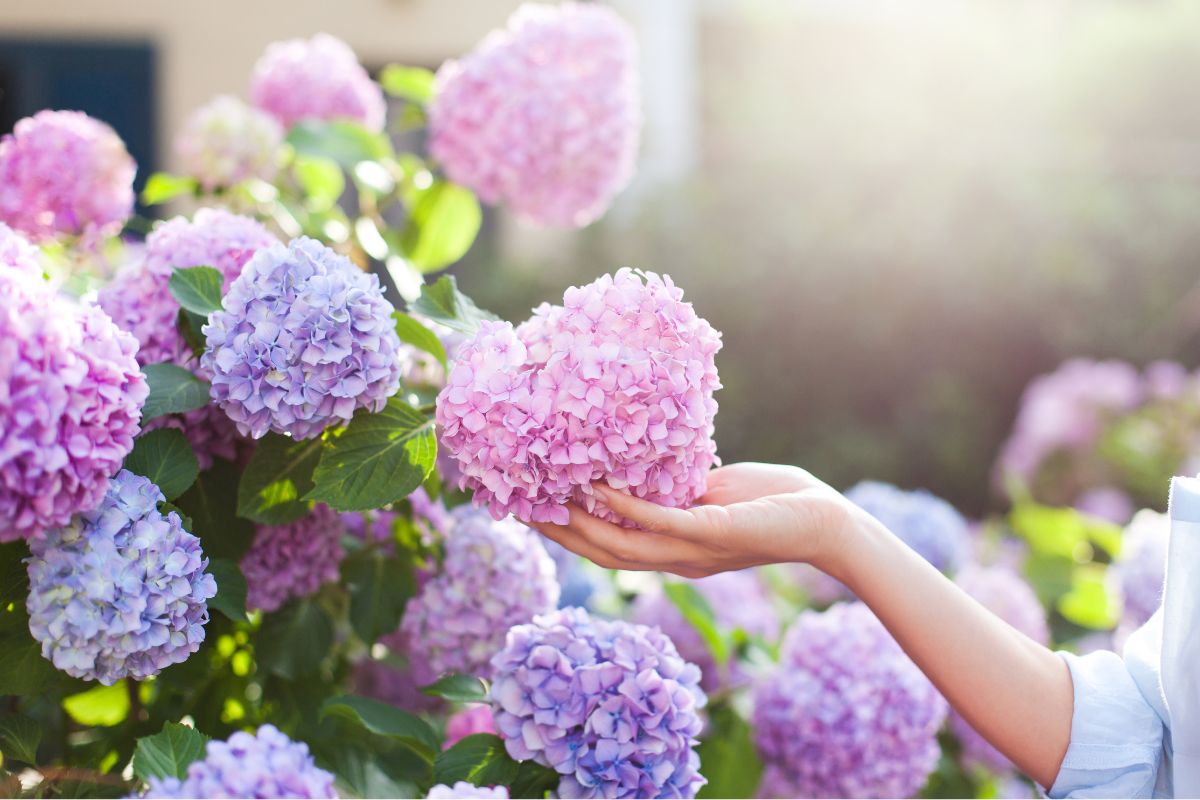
[240, 505, 346, 613]
[437, 269, 721, 525]
[444, 704, 497, 749]
[0, 110, 135, 242]
[0, 223, 42, 275]
[429, 2, 640, 227]
[177, 95, 283, 190]
[0, 270, 147, 541]
[250, 34, 386, 132]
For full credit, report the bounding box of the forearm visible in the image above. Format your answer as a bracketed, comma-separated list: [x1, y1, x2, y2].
[820, 510, 1073, 788]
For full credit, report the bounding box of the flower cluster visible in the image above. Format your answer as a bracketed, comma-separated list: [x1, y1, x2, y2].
[845, 481, 970, 573]
[438, 269, 721, 525]
[0, 110, 135, 242]
[444, 704, 498, 749]
[0, 223, 42, 275]
[350, 652, 442, 714]
[250, 34, 386, 132]
[632, 570, 778, 692]
[25, 470, 216, 684]
[177, 95, 283, 190]
[1, 269, 146, 542]
[241, 505, 346, 613]
[543, 539, 611, 610]
[490, 607, 707, 799]
[202, 237, 403, 440]
[752, 602, 947, 798]
[949, 565, 1048, 774]
[429, 2, 640, 228]
[1111, 509, 1169, 639]
[142, 725, 337, 799]
[427, 783, 508, 800]
[399, 507, 558, 684]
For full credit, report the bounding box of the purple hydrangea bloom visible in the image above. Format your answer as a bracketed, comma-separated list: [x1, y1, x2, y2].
[949, 566, 1048, 775]
[543, 538, 610, 610]
[632, 570, 779, 692]
[0, 110, 135, 243]
[846, 481, 970, 574]
[1075, 486, 1135, 525]
[250, 34, 386, 132]
[752, 602, 947, 798]
[25, 470, 216, 684]
[0, 223, 42, 275]
[202, 237, 403, 440]
[444, 704, 498, 749]
[400, 507, 558, 684]
[177, 95, 284, 190]
[142, 725, 337, 798]
[350, 652, 443, 714]
[241, 505, 346, 613]
[1111, 509, 1169, 640]
[427, 783, 508, 800]
[0, 269, 147, 542]
[490, 607, 707, 799]
[430, 2, 640, 228]
[438, 269, 721, 526]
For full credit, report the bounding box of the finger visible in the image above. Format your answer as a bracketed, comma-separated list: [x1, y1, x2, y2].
[592, 483, 699, 536]
[563, 503, 711, 568]
[529, 519, 653, 572]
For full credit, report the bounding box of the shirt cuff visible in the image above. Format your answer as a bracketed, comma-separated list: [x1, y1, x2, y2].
[1168, 475, 1200, 523]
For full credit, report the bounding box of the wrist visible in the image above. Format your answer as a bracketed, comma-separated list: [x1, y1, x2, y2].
[809, 498, 887, 590]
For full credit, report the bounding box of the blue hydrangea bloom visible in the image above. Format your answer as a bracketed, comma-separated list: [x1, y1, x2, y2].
[846, 480, 970, 573]
[26, 469, 216, 684]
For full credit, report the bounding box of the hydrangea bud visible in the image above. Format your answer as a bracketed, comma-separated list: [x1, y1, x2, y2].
[26, 470, 216, 684]
[490, 607, 707, 798]
[176, 95, 283, 190]
[250, 34, 386, 131]
[399, 507, 558, 683]
[430, 2, 640, 227]
[752, 603, 947, 798]
[241, 505, 346, 613]
[845, 481, 970, 573]
[0, 110, 135, 242]
[1, 269, 146, 542]
[141, 725, 336, 798]
[438, 269, 720, 526]
[202, 237, 403, 440]
[426, 783, 508, 800]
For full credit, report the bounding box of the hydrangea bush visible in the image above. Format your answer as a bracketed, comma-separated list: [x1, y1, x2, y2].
[846, 480, 971, 573]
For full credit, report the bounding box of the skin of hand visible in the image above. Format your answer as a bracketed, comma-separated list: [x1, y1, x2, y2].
[529, 462, 1074, 789]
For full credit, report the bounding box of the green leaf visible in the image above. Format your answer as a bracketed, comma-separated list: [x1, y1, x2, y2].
[237, 434, 323, 524]
[664, 582, 730, 668]
[287, 121, 393, 169]
[141, 363, 211, 421]
[124, 428, 199, 501]
[0, 714, 41, 764]
[294, 155, 345, 212]
[206, 558, 248, 623]
[305, 397, 437, 512]
[62, 682, 129, 727]
[168, 266, 224, 317]
[141, 173, 198, 206]
[342, 550, 415, 645]
[695, 703, 763, 798]
[1058, 565, 1119, 630]
[508, 760, 561, 799]
[409, 275, 498, 336]
[0, 540, 29, 610]
[132, 722, 209, 781]
[0, 631, 83, 695]
[392, 312, 447, 369]
[400, 180, 482, 273]
[420, 674, 487, 704]
[434, 734, 519, 787]
[321, 695, 439, 761]
[379, 65, 435, 105]
[257, 600, 334, 679]
[175, 459, 256, 561]
[355, 216, 390, 261]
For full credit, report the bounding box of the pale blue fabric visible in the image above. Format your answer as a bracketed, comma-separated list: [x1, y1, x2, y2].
[1048, 476, 1200, 798]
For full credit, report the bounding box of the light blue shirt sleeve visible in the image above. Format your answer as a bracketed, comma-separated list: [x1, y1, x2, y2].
[1047, 647, 1166, 798]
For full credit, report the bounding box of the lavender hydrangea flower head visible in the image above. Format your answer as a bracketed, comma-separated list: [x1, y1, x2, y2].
[0, 223, 42, 275]
[241, 505, 346, 613]
[427, 783, 508, 800]
[949, 566, 1048, 774]
[1075, 486, 1135, 525]
[490, 607, 707, 799]
[177, 95, 283, 190]
[400, 507, 558, 684]
[1111, 509, 1169, 639]
[438, 269, 721, 526]
[632, 570, 779, 692]
[1, 271, 147, 542]
[752, 602, 947, 798]
[25, 470, 216, 684]
[350, 652, 442, 714]
[250, 34, 386, 132]
[0, 110, 135, 242]
[444, 704, 498, 749]
[202, 237, 403, 440]
[141, 725, 337, 798]
[845, 481, 970, 573]
[430, 2, 640, 228]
